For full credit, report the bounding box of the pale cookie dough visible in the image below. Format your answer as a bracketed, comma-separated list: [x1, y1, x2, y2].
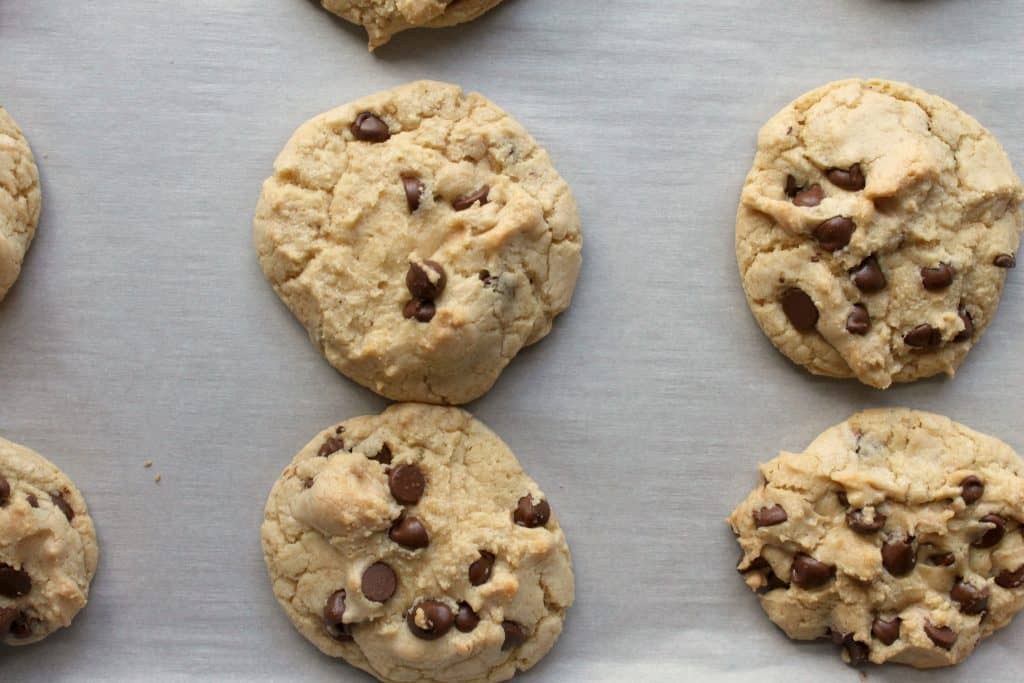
[261, 403, 574, 683]
[254, 81, 582, 404]
[0, 107, 41, 303]
[736, 79, 1024, 388]
[0, 436, 98, 645]
[321, 0, 505, 50]
[729, 409, 1024, 668]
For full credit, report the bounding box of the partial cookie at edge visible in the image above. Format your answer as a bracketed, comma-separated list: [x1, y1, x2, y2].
[0, 107, 41, 303]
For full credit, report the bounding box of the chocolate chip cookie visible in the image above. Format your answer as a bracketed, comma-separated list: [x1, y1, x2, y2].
[320, 0, 505, 50]
[254, 81, 582, 404]
[1, 436, 98, 645]
[0, 106, 41, 303]
[736, 79, 1023, 388]
[729, 409, 1024, 668]
[261, 403, 574, 682]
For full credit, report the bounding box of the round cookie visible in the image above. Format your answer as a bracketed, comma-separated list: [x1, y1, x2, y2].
[320, 0, 505, 50]
[254, 81, 582, 404]
[736, 79, 1024, 389]
[729, 409, 1024, 668]
[1, 436, 98, 645]
[261, 403, 574, 683]
[0, 106, 41, 303]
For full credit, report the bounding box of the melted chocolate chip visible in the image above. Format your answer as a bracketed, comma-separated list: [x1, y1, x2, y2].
[790, 553, 835, 589]
[323, 590, 353, 641]
[350, 112, 390, 142]
[929, 552, 956, 567]
[924, 622, 957, 650]
[361, 562, 397, 603]
[950, 581, 989, 615]
[871, 617, 901, 646]
[388, 464, 426, 505]
[960, 476, 984, 504]
[318, 436, 345, 458]
[781, 288, 819, 332]
[0, 563, 31, 598]
[972, 514, 1006, 549]
[403, 299, 436, 322]
[953, 307, 973, 343]
[846, 508, 886, 534]
[452, 185, 490, 211]
[371, 444, 393, 465]
[753, 505, 788, 527]
[793, 184, 825, 207]
[51, 492, 74, 521]
[501, 620, 527, 651]
[904, 324, 942, 348]
[994, 254, 1017, 269]
[407, 600, 454, 640]
[922, 264, 955, 291]
[469, 551, 496, 586]
[813, 216, 856, 251]
[455, 602, 480, 632]
[402, 175, 425, 212]
[389, 516, 429, 550]
[881, 537, 916, 576]
[514, 495, 551, 528]
[846, 304, 871, 335]
[827, 164, 866, 191]
[0, 475, 9, 507]
[851, 255, 887, 292]
[996, 565, 1024, 589]
[406, 261, 447, 301]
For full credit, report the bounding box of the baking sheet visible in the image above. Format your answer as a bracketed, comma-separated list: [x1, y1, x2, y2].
[2, 0, 1024, 680]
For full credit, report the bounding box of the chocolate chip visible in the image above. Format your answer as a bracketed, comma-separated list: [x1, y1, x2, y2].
[0, 607, 18, 635]
[813, 216, 856, 251]
[960, 476, 984, 504]
[996, 565, 1024, 589]
[8, 612, 31, 639]
[792, 184, 825, 207]
[26, 493, 37, 508]
[837, 490, 850, 507]
[389, 516, 429, 550]
[501, 620, 527, 651]
[455, 602, 480, 632]
[827, 164, 866, 191]
[389, 464, 426, 505]
[924, 622, 957, 650]
[350, 112, 390, 142]
[51, 492, 74, 521]
[994, 254, 1017, 268]
[871, 617, 901, 646]
[452, 185, 489, 211]
[929, 552, 956, 567]
[784, 175, 801, 198]
[0, 475, 9, 506]
[318, 436, 345, 458]
[402, 175, 425, 212]
[406, 261, 447, 301]
[846, 304, 871, 335]
[752, 505, 787, 528]
[371, 444, 393, 465]
[361, 562, 397, 603]
[302, 478, 314, 489]
[403, 299, 436, 322]
[844, 640, 870, 666]
[904, 324, 942, 348]
[950, 580, 989, 615]
[469, 551, 495, 586]
[846, 508, 886, 534]
[0, 563, 31, 598]
[881, 537, 916, 576]
[850, 255, 887, 292]
[922, 264, 955, 291]
[323, 589, 353, 641]
[757, 569, 789, 594]
[972, 514, 1006, 548]
[781, 288, 818, 332]
[790, 553, 834, 589]
[407, 600, 454, 640]
[514, 495, 551, 528]
[953, 307, 973, 343]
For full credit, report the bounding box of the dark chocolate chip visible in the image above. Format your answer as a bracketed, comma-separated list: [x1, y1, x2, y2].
[361, 562, 397, 603]
[995, 565, 1024, 589]
[924, 622, 957, 650]
[846, 508, 886, 534]
[402, 175, 425, 212]
[827, 164, 866, 191]
[950, 580, 990, 615]
[813, 216, 856, 251]
[452, 185, 490, 211]
[953, 307, 973, 343]
[406, 261, 447, 301]
[0, 562, 31, 598]
[455, 602, 480, 633]
[403, 299, 437, 322]
[757, 569, 789, 594]
[994, 254, 1017, 269]
[781, 288, 819, 332]
[844, 639, 870, 666]
[8, 613, 31, 639]
[389, 516, 430, 550]
[0, 475, 9, 506]
[784, 175, 801, 198]
[389, 464, 426, 505]
[881, 537, 916, 576]
[972, 514, 1006, 549]
[469, 551, 496, 586]
[323, 589, 353, 641]
[904, 324, 942, 348]
[514, 495, 551, 528]
[837, 490, 850, 507]
[371, 444, 393, 465]
[960, 476, 984, 504]
[929, 552, 956, 567]
[922, 264, 955, 291]
[407, 600, 454, 640]
[26, 493, 38, 508]
[753, 505, 788, 527]
[871, 617, 901, 646]
[790, 553, 835, 589]
[350, 112, 390, 142]
[846, 304, 871, 335]
[318, 436, 345, 458]
[51, 492, 74, 521]
[0, 607, 18, 635]
[793, 184, 825, 207]
[850, 255, 887, 292]
[501, 620, 527, 651]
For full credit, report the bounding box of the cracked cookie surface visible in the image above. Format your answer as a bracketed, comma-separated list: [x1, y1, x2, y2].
[321, 0, 505, 50]
[729, 409, 1024, 668]
[736, 79, 1023, 388]
[254, 80, 582, 404]
[261, 403, 574, 683]
[0, 107, 41, 303]
[1, 436, 98, 645]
